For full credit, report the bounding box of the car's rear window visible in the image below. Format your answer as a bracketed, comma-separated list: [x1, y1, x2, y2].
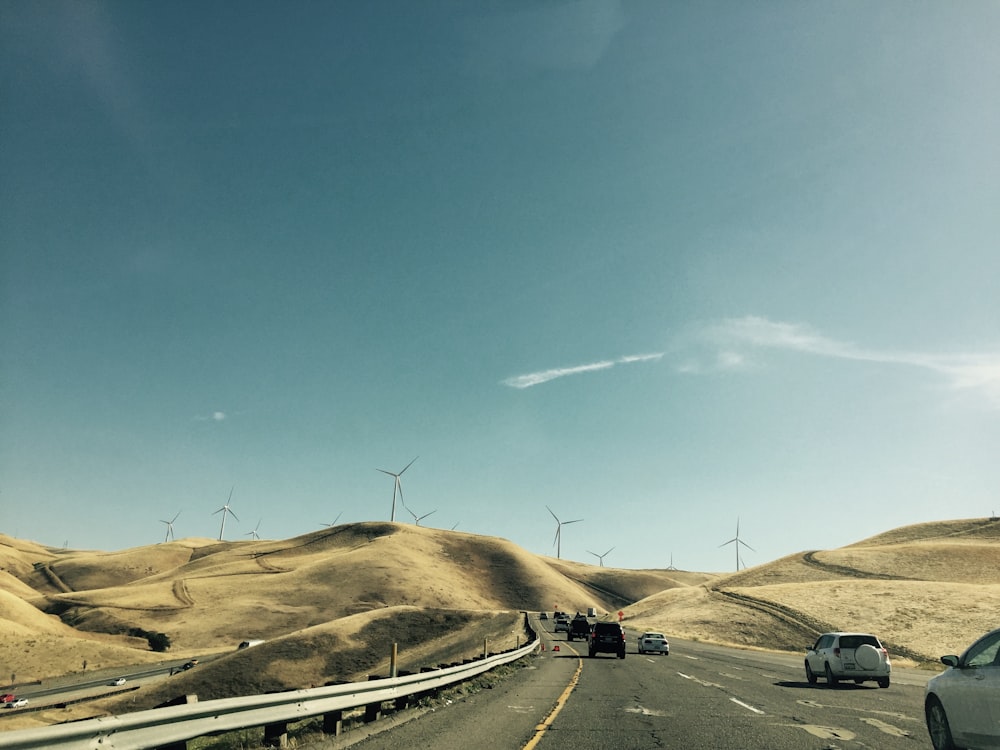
[839, 635, 879, 649]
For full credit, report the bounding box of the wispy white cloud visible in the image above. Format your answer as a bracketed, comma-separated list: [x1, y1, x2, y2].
[195, 411, 228, 422]
[703, 315, 1000, 406]
[617, 353, 665, 364]
[502, 317, 1000, 405]
[502, 352, 664, 389]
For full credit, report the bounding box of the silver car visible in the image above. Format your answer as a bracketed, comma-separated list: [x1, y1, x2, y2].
[805, 632, 890, 688]
[925, 627, 1000, 750]
[637, 632, 670, 655]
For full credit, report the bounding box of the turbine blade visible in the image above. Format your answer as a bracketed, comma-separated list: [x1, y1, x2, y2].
[546, 505, 560, 523]
[565, 518, 583, 525]
[399, 456, 418, 475]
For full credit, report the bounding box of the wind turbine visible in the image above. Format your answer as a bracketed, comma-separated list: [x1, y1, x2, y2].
[160, 512, 181, 543]
[547, 506, 582, 559]
[245, 519, 262, 540]
[322, 512, 343, 528]
[666, 552, 678, 571]
[719, 518, 755, 571]
[405, 505, 436, 526]
[587, 546, 615, 567]
[214, 486, 239, 541]
[376, 456, 418, 522]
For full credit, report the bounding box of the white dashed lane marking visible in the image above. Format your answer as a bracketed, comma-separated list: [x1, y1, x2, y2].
[730, 698, 765, 714]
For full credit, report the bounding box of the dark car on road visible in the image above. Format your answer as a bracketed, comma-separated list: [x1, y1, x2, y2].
[589, 621, 626, 659]
[568, 614, 591, 642]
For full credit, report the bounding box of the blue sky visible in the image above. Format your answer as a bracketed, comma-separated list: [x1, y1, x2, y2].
[3, 1, 999, 572]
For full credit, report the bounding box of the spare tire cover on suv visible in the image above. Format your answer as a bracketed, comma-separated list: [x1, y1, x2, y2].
[854, 643, 881, 670]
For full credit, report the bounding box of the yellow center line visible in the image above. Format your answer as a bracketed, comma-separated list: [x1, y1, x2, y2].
[522, 641, 583, 750]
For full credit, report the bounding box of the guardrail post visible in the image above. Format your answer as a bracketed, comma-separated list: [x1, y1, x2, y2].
[416, 665, 441, 701]
[394, 670, 414, 710]
[153, 693, 198, 748]
[263, 721, 288, 748]
[364, 675, 383, 723]
[390, 642, 398, 678]
[323, 708, 344, 736]
[322, 679, 349, 736]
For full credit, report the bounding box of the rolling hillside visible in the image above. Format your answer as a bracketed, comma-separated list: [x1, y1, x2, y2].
[0, 523, 680, 687]
[2, 516, 998, 727]
[625, 516, 1000, 664]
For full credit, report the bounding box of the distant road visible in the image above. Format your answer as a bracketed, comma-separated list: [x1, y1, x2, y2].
[4, 658, 211, 711]
[327, 617, 934, 750]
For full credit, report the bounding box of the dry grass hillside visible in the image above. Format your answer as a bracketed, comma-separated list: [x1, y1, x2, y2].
[0, 523, 675, 688]
[2, 517, 998, 730]
[625, 516, 1000, 665]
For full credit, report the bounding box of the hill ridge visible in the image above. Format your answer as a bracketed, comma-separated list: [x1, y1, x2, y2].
[3, 516, 998, 713]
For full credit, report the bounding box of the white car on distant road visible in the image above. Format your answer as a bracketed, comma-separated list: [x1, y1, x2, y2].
[805, 632, 890, 688]
[925, 626, 1000, 750]
[112, 677, 127, 686]
[637, 632, 670, 655]
[6, 699, 28, 708]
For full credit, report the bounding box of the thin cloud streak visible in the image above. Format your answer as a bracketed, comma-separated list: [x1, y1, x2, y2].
[194, 411, 228, 422]
[707, 316, 1000, 406]
[503, 352, 664, 389]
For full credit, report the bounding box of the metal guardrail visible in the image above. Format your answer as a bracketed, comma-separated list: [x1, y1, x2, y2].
[0, 637, 539, 750]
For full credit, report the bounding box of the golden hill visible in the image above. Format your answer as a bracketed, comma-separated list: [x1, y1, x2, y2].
[625, 517, 1000, 665]
[0, 523, 680, 688]
[2, 515, 998, 726]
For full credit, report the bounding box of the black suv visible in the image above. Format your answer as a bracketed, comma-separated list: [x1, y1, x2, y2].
[568, 614, 591, 642]
[589, 622, 626, 659]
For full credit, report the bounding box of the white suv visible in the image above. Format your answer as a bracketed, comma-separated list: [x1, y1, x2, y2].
[805, 632, 891, 688]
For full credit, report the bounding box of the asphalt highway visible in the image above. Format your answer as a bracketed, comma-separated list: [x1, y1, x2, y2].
[329, 616, 936, 750]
